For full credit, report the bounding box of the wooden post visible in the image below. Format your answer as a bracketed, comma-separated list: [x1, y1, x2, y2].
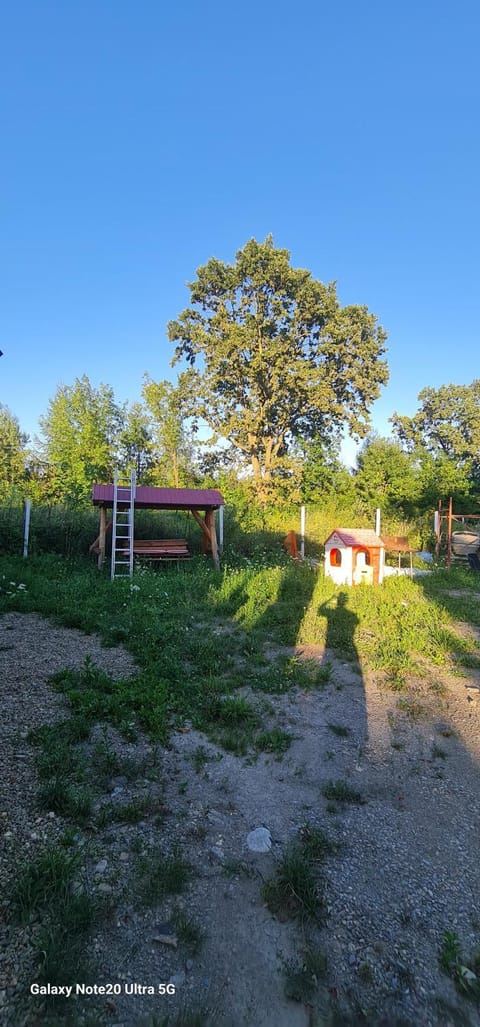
[447, 496, 453, 569]
[205, 508, 220, 570]
[98, 506, 107, 569]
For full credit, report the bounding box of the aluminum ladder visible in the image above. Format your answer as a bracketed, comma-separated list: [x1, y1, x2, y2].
[111, 470, 136, 579]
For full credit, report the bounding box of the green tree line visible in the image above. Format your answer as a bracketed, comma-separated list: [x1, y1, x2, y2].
[1, 238, 479, 519]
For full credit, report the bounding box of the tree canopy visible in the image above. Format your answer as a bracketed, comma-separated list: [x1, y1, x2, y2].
[39, 376, 123, 504]
[392, 381, 480, 466]
[169, 237, 389, 499]
[0, 403, 28, 496]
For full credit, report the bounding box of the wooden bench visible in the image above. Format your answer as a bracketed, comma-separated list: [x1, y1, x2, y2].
[131, 539, 190, 561]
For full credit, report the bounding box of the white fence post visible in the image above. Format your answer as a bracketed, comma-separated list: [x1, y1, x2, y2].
[23, 499, 31, 558]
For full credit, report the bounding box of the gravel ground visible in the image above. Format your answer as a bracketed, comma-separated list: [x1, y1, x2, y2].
[1, 612, 479, 1027]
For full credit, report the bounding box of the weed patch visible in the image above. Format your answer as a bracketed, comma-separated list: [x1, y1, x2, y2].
[439, 930, 480, 1001]
[283, 944, 327, 1002]
[321, 780, 363, 804]
[135, 849, 190, 906]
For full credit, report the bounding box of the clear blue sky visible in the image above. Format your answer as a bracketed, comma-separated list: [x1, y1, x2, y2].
[1, 0, 479, 467]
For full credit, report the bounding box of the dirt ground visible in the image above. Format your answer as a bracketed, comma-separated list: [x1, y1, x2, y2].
[1, 611, 480, 1027]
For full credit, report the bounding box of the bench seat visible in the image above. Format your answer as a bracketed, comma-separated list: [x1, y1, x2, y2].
[131, 539, 190, 560]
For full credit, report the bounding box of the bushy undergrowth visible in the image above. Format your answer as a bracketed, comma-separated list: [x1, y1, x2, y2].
[0, 497, 427, 562]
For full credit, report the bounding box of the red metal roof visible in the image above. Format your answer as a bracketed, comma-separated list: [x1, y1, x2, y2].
[324, 528, 384, 548]
[92, 484, 224, 510]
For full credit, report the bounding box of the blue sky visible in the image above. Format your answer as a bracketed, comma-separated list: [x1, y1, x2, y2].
[1, 0, 479, 467]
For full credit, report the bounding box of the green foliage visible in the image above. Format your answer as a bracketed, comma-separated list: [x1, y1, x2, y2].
[321, 780, 363, 804]
[255, 728, 292, 755]
[38, 375, 123, 505]
[169, 236, 388, 499]
[439, 930, 480, 1001]
[135, 848, 190, 905]
[392, 380, 480, 507]
[283, 944, 327, 1002]
[263, 841, 324, 921]
[172, 909, 205, 955]
[11, 845, 78, 922]
[354, 436, 421, 516]
[0, 403, 28, 496]
[118, 401, 156, 482]
[142, 376, 196, 487]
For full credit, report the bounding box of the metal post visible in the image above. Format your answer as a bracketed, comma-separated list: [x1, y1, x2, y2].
[447, 496, 453, 569]
[300, 505, 305, 560]
[375, 508, 381, 536]
[218, 505, 224, 552]
[23, 499, 31, 558]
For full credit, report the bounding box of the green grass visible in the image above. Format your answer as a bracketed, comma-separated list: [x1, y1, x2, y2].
[38, 779, 94, 823]
[135, 848, 191, 905]
[283, 944, 327, 1002]
[299, 822, 335, 861]
[327, 723, 351, 737]
[96, 793, 164, 827]
[172, 909, 205, 955]
[11, 845, 78, 922]
[321, 779, 363, 804]
[262, 826, 328, 922]
[439, 930, 480, 1001]
[1, 553, 478, 760]
[255, 728, 292, 755]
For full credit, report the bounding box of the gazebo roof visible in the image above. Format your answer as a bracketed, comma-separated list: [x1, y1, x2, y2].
[92, 484, 224, 511]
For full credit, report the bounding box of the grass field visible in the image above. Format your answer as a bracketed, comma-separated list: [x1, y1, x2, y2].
[2, 552, 480, 1026]
[1, 553, 479, 749]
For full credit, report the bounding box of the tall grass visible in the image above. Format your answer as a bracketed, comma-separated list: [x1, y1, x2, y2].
[0, 497, 427, 561]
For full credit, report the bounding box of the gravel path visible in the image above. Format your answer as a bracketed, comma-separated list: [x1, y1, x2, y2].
[1, 612, 479, 1027]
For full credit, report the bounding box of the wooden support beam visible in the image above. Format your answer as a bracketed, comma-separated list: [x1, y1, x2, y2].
[205, 508, 220, 570]
[191, 509, 211, 545]
[191, 508, 220, 569]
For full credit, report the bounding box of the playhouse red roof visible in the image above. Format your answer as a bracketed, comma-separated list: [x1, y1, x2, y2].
[324, 528, 384, 548]
[92, 485, 224, 510]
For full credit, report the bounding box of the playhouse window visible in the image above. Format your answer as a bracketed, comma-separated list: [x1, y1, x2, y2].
[330, 548, 342, 566]
[356, 548, 370, 565]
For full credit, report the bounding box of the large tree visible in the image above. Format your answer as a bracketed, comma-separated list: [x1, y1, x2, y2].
[142, 376, 195, 487]
[392, 381, 480, 504]
[391, 381, 480, 466]
[168, 237, 389, 499]
[354, 436, 420, 515]
[39, 375, 123, 504]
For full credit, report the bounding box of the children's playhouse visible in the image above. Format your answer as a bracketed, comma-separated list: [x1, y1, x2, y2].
[324, 528, 385, 586]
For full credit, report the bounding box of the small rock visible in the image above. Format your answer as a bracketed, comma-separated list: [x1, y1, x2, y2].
[95, 859, 108, 875]
[185, 959, 194, 972]
[209, 846, 225, 863]
[119, 852, 129, 861]
[112, 776, 128, 787]
[153, 934, 178, 949]
[97, 883, 113, 895]
[169, 971, 186, 987]
[246, 827, 272, 853]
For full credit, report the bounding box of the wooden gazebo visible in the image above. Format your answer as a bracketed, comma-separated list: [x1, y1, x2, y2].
[91, 484, 224, 571]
